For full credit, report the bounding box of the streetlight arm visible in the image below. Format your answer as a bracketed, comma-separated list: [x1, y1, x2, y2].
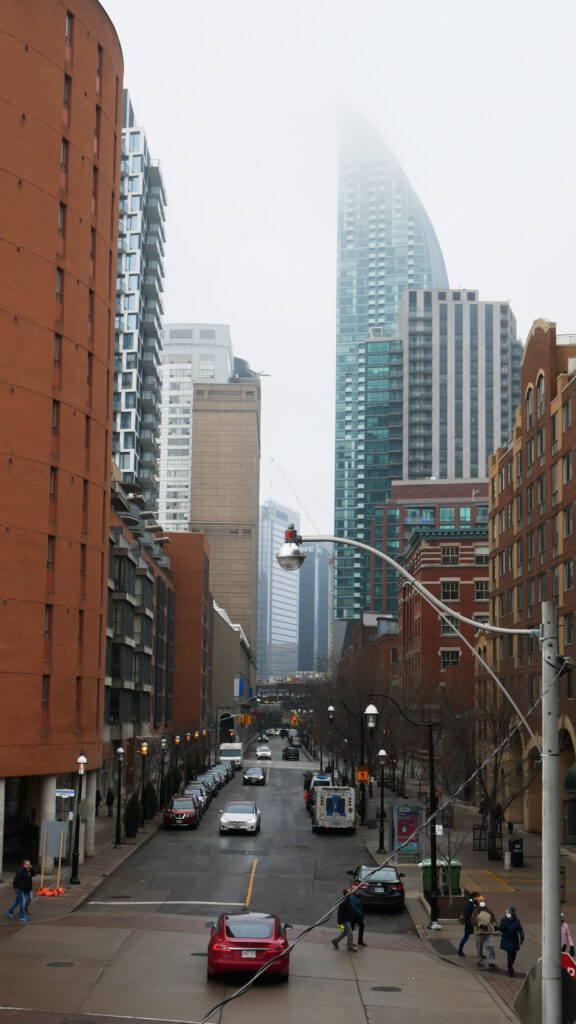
[369, 690, 433, 730]
[295, 535, 535, 637]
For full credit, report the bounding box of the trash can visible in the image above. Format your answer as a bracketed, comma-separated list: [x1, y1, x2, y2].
[420, 858, 460, 896]
[447, 859, 462, 893]
[509, 838, 523, 868]
[420, 859, 433, 896]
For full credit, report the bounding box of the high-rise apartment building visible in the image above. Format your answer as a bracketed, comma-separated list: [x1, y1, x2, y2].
[113, 90, 166, 512]
[257, 501, 300, 680]
[159, 324, 234, 531]
[334, 112, 449, 621]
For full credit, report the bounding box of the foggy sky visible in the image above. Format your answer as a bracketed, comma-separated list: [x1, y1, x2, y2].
[100, 0, 576, 535]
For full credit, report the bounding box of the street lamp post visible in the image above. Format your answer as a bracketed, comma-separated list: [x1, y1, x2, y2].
[377, 748, 387, 854]
[328, 699, 368, 825]
[70, 751, 87, 885]
[202, 729, 207, 772]
[114, 746, 124, 849]
[327, 706, 335, 784]
[158, 736, 167, 809]
[367, 694, 440, 930]
[139, 741, 148, 826]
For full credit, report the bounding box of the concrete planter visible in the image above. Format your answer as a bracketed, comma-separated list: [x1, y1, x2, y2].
[437, 894, 467, 920]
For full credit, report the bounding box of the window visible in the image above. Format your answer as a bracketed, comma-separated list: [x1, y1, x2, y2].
[566, 613, 575, 646]
[58, 202, 66, 237]
[538, 523, 546, 562]
[96, 44, 103, 92]
[516, 492, 523, 525]
[41, 674, 50, 712]
[565, 559, 574, 592]
[439, 508, 455, 528]
[537, 474, 546, 510]
[565, 505, 574, 538]
[65, 10, 74, 48]
[129, 131, 141, 152]
[441, 546, 459, 565]
[440, 580, 459, 602]
[564, 452, 573, 484]
[441, 649, 460, 670]
[474, 545, 489, 565]
[129, 233, 141, 249]
[526, 387, 534, 429]
[526, 437, 534, 473]
[536, 374, 546, 418]
[563, 399, 572, 432]
[60, 138, 69, 175]
[516, 538, 523, 571]
[552, 412, 558, 453]
[63, 73, 71, 108]
[552, 463, 559, 505]
[53, 333, 61, 368]
[198, 357, 215, 379]
[440, 615, 459, 635]
[474, 580, 489, 601]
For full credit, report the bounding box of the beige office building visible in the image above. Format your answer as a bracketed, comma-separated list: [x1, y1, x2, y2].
[189, 379, 261, 653]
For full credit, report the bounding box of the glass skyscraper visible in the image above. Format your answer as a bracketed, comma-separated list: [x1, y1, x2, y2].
[334, 111, 449, 621]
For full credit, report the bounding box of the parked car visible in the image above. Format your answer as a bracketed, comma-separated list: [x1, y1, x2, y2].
[219, 800, 261, 834]
[243, 767, 266, 786]
[283, 746, 299, 761]
[206, 912, 291, 981]
[184, 786, 207, 814]
[347, 865, 405, 911]
[196, 774, 217, 795]
[163, 796, 199, 830]
[190, 779, 212, 804]
[214, 761, 234, 781]
[256, 744, 272, 760]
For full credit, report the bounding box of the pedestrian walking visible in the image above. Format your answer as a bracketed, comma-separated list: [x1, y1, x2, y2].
[471, 896, 498, 970]
[561, 913, 575, 956]
[332, 889, 357, 952]
[106, 788, 114, 817]
[457, 890, 479, 957]
[349, 886, 366, 946]
[95, 789, 102, 817]
[498, 905, 524, 977]
[6, 859, 36, 922]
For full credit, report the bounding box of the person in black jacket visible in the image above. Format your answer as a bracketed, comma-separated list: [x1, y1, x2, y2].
[458, 891, 479, 956]
[332, 889, 357, 952]
[498, 906, 524, 976]
[6, 860, 36, 922]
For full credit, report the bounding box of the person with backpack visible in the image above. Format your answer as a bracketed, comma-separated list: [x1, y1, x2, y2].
[498, 905, 524, 977]
[471, 896, 498, 970]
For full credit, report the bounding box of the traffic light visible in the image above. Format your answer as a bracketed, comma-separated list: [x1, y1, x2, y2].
[292, 714, 298, 726]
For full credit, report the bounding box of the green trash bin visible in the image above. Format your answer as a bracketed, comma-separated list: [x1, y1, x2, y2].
[420, 858, 462, 896]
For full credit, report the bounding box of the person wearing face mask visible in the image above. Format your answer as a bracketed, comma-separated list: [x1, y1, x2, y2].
[471, 896, 498, 970]
[498, 905, 524, 976]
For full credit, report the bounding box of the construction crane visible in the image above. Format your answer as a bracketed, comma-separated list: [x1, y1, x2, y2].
[268, 457, 323, 534]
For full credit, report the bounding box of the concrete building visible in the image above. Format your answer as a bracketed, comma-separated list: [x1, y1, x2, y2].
[334, 111, 449, 623]
[212, 602, 257, 756]
[113, 90, 167, 513]
[0, 0, 123, 869]
[188, 375, 261, 652]
[258, 501, 300, 680]
[158, 323, 234, 531]
[488, 320, 576, 839]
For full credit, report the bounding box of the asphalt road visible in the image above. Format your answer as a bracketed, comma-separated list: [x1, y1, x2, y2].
[87, 738, 415, 939]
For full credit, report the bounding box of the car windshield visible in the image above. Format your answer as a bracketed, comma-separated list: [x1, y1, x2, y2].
[358, 868, 398, 883]
[171, 799, 195, 809]
[246, 769, 262, 775]
[226, 802, 255, 814]
[225, 917, 274, 938]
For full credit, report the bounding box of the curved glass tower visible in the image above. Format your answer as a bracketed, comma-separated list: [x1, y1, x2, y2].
[334, 111, 449, 623]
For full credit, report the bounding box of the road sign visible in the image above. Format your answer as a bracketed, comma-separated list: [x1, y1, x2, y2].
[435, 824, 444, 836]
[562, 952, 576, 977]
[357, 768, 369, 783]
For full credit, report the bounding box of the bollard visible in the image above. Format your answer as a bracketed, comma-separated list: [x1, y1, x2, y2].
[504, 850, 512, 871]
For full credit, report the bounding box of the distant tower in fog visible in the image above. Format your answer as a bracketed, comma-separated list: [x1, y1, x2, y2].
[258, 501, 300, 679]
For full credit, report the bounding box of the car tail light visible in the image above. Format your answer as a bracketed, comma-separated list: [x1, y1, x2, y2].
[390, 884, 403, 891]
[360, 883, 369, 890]
[212, 943, 234, 951]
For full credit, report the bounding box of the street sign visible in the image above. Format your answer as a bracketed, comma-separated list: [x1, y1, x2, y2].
[435, 824, 444, 836]
[357, 768, 369, 783]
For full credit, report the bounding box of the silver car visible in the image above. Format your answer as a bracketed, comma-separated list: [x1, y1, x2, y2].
[219, 800, 261, 834]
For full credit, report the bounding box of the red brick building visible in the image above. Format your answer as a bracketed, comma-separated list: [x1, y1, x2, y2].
[488, 320, 576, 838]
[0, 0, 123, 867]
[398, 526, 489, 709]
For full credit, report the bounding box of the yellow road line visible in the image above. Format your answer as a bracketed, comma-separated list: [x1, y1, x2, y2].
[245, 858, 258, 907]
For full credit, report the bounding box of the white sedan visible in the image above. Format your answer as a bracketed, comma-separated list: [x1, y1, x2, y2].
[256, 745, 272, 760]
[219, 800, 261, 834]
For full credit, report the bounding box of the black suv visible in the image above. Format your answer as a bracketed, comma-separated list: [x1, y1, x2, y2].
[283, 746, 299, 761]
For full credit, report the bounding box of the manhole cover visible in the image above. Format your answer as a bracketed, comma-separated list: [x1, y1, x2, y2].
[47, 962, 75, 968]
[373, 986, 402, 992]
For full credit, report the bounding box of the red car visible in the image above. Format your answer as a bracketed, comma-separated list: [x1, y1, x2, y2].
[163, 796, 199, 830]
[206, 912, 292, 982]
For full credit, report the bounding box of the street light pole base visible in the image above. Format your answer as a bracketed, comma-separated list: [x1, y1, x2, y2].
[427, 920, 442, 931]
[377, 847, 386, 854]
[70, 877, 80, 885]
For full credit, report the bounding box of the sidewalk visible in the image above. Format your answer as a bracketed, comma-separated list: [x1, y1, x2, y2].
[1, 812, 162, 919]
[362, 792, 576, 1018]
